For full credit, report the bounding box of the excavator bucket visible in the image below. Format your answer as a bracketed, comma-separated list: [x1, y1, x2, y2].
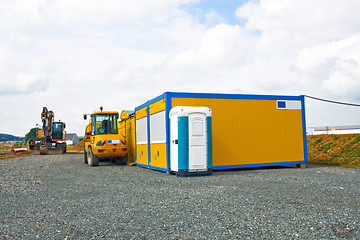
[48, 148, 64, 155]
[37, 146, 64, 155]
[39, 146, 49, 155]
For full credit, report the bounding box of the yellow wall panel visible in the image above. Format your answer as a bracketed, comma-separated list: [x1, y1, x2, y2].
[150, 143, 167, 169]
[172, 97, 304, 167]
[136, 107, 147, 120]
[127, 117, 135, 162]
[148, 99, 167, 169]
[149, 99, 166, 115]
[136, 144, 148, 165]
[119, 116, 136, 163]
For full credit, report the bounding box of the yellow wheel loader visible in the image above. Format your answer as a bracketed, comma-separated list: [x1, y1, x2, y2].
[34, 107, 67, 155]
[83, 107, 128, 167]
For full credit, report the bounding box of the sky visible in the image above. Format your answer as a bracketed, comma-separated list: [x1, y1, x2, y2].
[1, 0, 360, 137]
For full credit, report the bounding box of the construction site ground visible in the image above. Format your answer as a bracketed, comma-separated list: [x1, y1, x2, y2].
[0, 153, 359, 239]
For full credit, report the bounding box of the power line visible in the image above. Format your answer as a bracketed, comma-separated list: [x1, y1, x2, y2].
[302, 95, 360, 107]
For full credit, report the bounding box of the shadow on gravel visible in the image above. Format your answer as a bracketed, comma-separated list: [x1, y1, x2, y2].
[305, 164, 341, 169]
[212, 164, 332, 176]
[213, 165, 295, 176]
[94, 161, 128, 167]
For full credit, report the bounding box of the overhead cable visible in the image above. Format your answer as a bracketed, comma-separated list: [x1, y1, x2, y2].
[302, 95, 360, 107]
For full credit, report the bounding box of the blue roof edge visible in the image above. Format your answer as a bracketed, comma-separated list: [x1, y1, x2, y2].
[135, 91, 303, 111]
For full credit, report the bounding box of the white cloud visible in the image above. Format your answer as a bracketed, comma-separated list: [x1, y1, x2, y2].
[44, 0, 199, 25]
[234, 0, 360, 97]
[295, 34, 360, 99]
[237, 0, 360, 45]
[0, 0, 46, 29]
[1, 0, 360, 135]
[0, 0, 199, 27]
[168, 24, 250, 68]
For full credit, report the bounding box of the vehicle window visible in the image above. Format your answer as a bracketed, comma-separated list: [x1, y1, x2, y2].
[91, 114, 118, 135]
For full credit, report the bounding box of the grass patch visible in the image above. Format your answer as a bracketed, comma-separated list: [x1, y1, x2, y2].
[307, 134, 360, 168]
[350, 135, 360, 145]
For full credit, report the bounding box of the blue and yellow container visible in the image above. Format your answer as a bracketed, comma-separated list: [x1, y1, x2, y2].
[134, 92, 307, 173]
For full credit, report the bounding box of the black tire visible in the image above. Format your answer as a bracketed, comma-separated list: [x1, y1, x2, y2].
[63, 143, 67, 154]
[87, 146, 99, 167]
[84, 146, 88, 164]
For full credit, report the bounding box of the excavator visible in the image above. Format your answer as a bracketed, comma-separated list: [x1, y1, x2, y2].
[32, 107, 67, 155]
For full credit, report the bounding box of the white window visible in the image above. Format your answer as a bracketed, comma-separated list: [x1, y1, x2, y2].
[150, 111, 166, 143]
[136, 117, 148, 144]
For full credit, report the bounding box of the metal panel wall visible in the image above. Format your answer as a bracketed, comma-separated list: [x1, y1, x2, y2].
[135, 107, 148, 167]
[118, 115, 135, 163]
[149, 100, 167, 171]
[136, 144, 148, 166]
[171, 97, 305, 167]
[128, 117, 135, 162]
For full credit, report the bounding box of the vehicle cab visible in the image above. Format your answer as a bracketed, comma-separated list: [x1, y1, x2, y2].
[52, 121, 66, 141]
[84, 107, 128, 166]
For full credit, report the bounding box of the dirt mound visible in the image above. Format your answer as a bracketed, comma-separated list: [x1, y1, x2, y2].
[307, 134, 360, 168]
[67, 139, 85, 153]
[0, 151, 33, 160]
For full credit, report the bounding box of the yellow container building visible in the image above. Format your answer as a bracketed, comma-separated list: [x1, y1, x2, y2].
[134, 92, 307, 173]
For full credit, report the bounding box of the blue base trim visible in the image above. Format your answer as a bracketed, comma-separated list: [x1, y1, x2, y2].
[136, 163, 149, 168]
[212, 161, 307, 170]
[150, 166, 168, 172]
[137, 163, 168, 173]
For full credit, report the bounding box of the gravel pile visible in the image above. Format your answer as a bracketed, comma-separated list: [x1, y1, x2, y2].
[0, 154, 359, 239]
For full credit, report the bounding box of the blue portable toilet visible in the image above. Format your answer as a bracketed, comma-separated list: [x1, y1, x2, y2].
[169, 106, 212, 176]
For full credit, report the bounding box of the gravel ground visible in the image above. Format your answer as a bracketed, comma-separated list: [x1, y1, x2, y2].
[0, 154, 359, 239]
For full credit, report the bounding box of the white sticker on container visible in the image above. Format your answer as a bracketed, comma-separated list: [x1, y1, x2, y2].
[277, 100, 301, 110]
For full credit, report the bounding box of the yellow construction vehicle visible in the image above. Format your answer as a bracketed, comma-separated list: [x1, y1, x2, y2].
[83, 107, 128, 167]
[34, 107, 67, 155]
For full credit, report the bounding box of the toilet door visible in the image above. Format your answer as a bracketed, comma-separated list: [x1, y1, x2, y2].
[188, 113, 207, 171]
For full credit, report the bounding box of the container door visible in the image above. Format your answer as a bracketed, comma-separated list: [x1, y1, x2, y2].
[189, 113, 207, 171]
